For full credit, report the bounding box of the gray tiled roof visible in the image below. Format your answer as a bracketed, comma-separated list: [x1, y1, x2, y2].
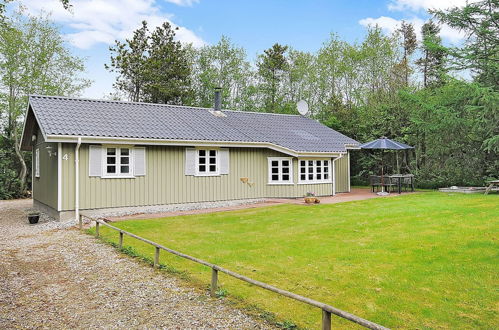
[29, 95, 359, 153]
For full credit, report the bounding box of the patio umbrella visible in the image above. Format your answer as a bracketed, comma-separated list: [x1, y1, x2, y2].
[360, 136, 414, 195]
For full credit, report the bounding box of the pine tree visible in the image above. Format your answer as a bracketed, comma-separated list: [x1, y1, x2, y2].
[144, 22, 192, 104]
[416, 21, 446, 88]
[257, 43, 289, 113]
[106, 21, 192, 104]
[397, 21, 417, 86]
[431, 0, 499, 89]
[106, 21, 149, 102]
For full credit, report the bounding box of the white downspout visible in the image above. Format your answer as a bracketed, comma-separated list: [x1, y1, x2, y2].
[75, 137, 82, 221]
[332, 154, 345, 196]
[57, 143, 62, 211]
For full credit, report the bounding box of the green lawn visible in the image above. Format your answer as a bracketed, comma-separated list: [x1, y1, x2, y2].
[95, 192, 498, 329]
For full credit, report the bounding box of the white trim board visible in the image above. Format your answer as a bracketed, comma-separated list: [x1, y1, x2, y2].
[44, 134, 350, 158]
[57, 143, 62, 211]
[348, 152, 351, 192]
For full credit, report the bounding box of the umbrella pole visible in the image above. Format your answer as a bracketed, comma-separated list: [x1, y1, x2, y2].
[377, 150, 389, 195]
[381, 151, 384, 193]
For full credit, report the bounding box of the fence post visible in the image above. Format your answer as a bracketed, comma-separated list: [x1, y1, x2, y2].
[79, 214, 83, 230]
[119, 232, 124, 249]
[322, 309, 331, 330]
[154, 247, 160, 268]
[211, 268, 218, 297]
[95, 221, 100, 238]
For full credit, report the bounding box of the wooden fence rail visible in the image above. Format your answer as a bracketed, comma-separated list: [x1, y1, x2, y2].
[82, 215, 389, 330]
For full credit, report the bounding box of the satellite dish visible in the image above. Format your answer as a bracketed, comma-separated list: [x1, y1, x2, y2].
[297, 100, 309, 116]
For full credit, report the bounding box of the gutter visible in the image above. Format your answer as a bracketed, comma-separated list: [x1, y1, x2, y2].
[75, 137, 82, 221]
[43, 134, 349, 158]
[332, 154, 345, 196]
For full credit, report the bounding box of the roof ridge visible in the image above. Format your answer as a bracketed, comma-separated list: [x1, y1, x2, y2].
[222, 109, 301, 117]
[28, 94, 302, 117]
[29, 94, 212, 111]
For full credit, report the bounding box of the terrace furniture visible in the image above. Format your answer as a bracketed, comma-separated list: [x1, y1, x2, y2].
[382, 176, 397, 193]
[389, 174, 415, 194]
[484, 180, 499, 195]
[369, 175, 382, 192]
[360, 137, 414, 196]
[402, 174, 415, 192]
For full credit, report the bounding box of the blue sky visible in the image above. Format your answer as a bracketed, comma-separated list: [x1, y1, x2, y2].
[15, 0, 467, 98]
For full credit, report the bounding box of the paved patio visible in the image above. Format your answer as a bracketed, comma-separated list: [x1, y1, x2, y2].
[108, 188, 412, 222]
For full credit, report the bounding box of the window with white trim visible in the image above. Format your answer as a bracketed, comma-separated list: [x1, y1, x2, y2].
[104, 147, 132, 177]
[35, 148, 40, 178]
[299, 159, 331, 183]
[268, 157, 293, 184]
[196, 149, 219, 175]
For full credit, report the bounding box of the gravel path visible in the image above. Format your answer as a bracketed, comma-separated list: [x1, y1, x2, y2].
[0, 199, 273, 329]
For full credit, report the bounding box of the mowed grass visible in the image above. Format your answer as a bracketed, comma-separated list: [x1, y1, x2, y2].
[96, 192, 498, 329]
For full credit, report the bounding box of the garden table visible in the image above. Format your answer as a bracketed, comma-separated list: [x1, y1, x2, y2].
[484, 180, 499, 195]
[388, 174, 414, 194]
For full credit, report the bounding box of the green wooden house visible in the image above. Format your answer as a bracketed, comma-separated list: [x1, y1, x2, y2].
[20, 95, 359, 220]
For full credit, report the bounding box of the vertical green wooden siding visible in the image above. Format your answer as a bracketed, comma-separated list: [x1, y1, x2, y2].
[32, 132, 58, 209]
[61, 144, 351, 211]
[334, 153, 350, 193]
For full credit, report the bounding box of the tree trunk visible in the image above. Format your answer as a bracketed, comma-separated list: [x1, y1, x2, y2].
[403, 47, 409, 87]
[13, 127, 27, 195]
[8, 84, 16, 139]
[396, 152, 400, 174]
[423, 50, 429, 88]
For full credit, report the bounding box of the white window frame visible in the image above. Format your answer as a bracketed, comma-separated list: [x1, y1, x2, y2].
[267, 157, 294, 185]
[35, 148, 40, 178]
[102, 146, 135, 178]
[298, 158, 332, 184]
[195, 149, 220, 176]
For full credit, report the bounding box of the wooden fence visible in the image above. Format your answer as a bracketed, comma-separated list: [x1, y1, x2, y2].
[81, 215, 389, 330]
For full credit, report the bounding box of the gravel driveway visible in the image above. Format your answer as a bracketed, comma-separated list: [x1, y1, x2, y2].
[0, 199, 273, 329]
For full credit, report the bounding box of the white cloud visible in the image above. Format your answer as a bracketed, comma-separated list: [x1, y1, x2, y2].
[358, 0, 475, 44]
[358, 16, 465, 43]
[18, 0, 206, 49]
[439, 24, 467, 43]
[164, 0, 200, 6]
[359, 16, 412, 35]
[388, 0, 477, 12]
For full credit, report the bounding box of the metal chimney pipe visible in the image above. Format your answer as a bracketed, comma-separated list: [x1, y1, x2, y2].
[214, 87, 222, 111]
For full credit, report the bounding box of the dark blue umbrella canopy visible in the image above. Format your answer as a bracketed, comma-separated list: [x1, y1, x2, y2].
[360, 136, 413, 150]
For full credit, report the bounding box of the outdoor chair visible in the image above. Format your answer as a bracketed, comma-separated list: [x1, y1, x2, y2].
[369, 175, 382, 192]
[402, 175, 415, 192]
[382, 176, 396, 193]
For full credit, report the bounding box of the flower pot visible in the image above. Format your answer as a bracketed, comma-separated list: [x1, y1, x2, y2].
[304, 197, 316, 204]
[28, 214, 39, 224]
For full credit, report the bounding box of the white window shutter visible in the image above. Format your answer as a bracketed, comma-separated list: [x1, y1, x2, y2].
[89, 145, 102, 177]
[134, 147, 146, 176]
[219, 148, 229, 175]
[185, 148, 196, 175]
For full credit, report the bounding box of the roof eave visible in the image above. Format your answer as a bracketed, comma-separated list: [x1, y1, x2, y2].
[44, 134, 348, 157]
[21, 97, 53, 151]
